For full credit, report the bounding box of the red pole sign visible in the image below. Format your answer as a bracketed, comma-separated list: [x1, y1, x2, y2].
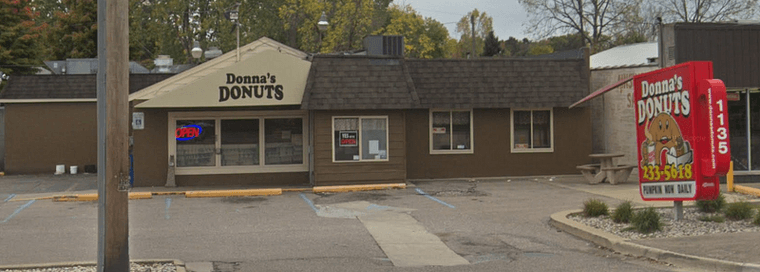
[634, 62, 729, 201]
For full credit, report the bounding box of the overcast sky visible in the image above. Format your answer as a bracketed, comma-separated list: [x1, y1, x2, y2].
[398, 0, 531, 40]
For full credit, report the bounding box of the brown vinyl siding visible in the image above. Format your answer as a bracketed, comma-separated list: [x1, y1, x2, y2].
[131, 107, 169, 187]
[175, 172, 309, 187]
[312, 110, 406, 185]
[4, 103, 97, 174]
[406, 108, 592, 179]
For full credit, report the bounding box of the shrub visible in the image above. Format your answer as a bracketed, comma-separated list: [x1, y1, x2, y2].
[583, 198, 609, 217]
[698, 215, 725, 223]
[725, 201, 755, 220]
[611, 201, 634, 223]
[754, 210, 760, 226]
[631, 207, 662, 234]
[696, 193, 726, 213]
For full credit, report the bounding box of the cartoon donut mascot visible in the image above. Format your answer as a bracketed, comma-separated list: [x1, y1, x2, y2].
[640, 113, 693, 167]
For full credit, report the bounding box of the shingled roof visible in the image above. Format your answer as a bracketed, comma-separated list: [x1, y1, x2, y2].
[301, 54, 589, 110]
[407, 58, 589, 109]
[301, 55, 420, 110]
[1, 74, 173, 101]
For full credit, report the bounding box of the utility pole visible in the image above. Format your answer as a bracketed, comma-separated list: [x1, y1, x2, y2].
[471, 14, 476, 59]
[96, 0, 130, 270]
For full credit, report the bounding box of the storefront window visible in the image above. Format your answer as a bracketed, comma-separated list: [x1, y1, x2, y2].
[176, 120, 216, 167]
[361, 118, 387, 160]
[265, 118, 303, 165]
[431, 110, 472, 153]
[221, 119, 259, 166]
[170, 111, 307, 175]
[729, 91, 748, 170]
[333, 117, 388, 162]
[512, 109, 553, 152]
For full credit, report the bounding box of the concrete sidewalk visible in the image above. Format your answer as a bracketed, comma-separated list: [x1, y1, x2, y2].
[540, 175, 760, 271]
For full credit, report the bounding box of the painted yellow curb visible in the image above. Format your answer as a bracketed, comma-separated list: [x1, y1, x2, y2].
[185, 188, 282, 198]
[53, 194, 98, 202]
[734, 185, 760, 197]
[10, 196, 54, 202]
[312, 183, 407, 193]
[51, 192, 154, 202]
[151, 191, 186, 196]
[282, 188, 312, 192]
[129, 192, 153, 200]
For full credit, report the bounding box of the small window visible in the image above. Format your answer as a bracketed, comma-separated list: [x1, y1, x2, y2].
[511, 109, 553, 152]
[176, 120, 216, 167]
[265, 118, 303, 165]
[333, 116, 388, 162]
[430, 110, 473, 154]
[221, 119, 259, 166]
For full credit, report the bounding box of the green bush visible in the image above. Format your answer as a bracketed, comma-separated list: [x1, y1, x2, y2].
[725, 201, 755, 220]
[583, 198, 609, 217]
[696, 193, 726, 213]
[753, 210, 760, 226]
[698, 215, 725, 223]
[611, 201, 634, 223]
[631, 207, 662, 234]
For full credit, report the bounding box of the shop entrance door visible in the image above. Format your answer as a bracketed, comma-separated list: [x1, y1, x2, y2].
[727, 90, 760, 172]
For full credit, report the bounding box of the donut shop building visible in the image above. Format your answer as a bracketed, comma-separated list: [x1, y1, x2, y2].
[130, 37, 592, 188]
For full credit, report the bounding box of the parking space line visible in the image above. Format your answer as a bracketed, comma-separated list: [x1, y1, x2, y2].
[165, 198, 172, 220]
[299, 193, 319, 213]
[2, 199, 36, 223]
[4, 194, 15, 202]
[414, 188, 455, 209]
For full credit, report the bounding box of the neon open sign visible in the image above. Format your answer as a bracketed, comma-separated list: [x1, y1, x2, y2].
[176, 124, 202, 141]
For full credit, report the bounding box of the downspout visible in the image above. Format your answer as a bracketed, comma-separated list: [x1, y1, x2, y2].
[309, 110, 315, 186]
[657, 17, 663, 68]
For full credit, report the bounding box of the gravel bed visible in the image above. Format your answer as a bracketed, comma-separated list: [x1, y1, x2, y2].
[571, 205, 760, 240]
[0, 262, 176, 272]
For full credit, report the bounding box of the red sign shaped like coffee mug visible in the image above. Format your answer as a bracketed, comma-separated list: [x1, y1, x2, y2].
[634, 61, 729, 201]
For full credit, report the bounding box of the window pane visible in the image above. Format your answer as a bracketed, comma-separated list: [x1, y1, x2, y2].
[432, 112, 451, 150]
[221, 119, 259, 166]
[513, 111, 531, 149]
[334, 118, 359, 161]
[265, 118, 303, 165]
[729, 92, 748, 170]
[362, 118, 387, 160]
[532, 111, 551, 148]
[452, 111, 471, 150]
[176, 120, 215, 167]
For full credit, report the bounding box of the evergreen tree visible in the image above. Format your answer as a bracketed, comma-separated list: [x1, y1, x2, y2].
[482, 31, 501, 57]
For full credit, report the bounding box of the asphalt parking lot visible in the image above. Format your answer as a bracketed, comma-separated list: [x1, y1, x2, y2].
[0, 176, 680, 272]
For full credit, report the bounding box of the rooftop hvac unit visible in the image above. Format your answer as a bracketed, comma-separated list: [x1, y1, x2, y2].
[363, 35, 404, 57]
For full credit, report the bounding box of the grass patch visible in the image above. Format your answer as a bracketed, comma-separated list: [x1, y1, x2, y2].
[583, 198, 609, 217]
[631, 207, 662, 234]
[696, 193, 726, 213]
[697, 214, 725, 223]
[611, 201, 634, 223]
[725, 201, 755, 220]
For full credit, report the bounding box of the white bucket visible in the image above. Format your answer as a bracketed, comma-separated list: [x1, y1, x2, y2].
[70, 166, 78, 175]
[55, 165, 65, 175]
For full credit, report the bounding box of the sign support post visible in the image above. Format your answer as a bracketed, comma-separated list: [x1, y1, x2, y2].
[674, 201, 683, 221]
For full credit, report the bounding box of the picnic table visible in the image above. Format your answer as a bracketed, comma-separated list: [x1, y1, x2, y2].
[577, 153, 635, 185]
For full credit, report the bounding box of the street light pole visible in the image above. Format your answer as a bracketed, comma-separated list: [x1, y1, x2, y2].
[317, 11, 328, 53]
